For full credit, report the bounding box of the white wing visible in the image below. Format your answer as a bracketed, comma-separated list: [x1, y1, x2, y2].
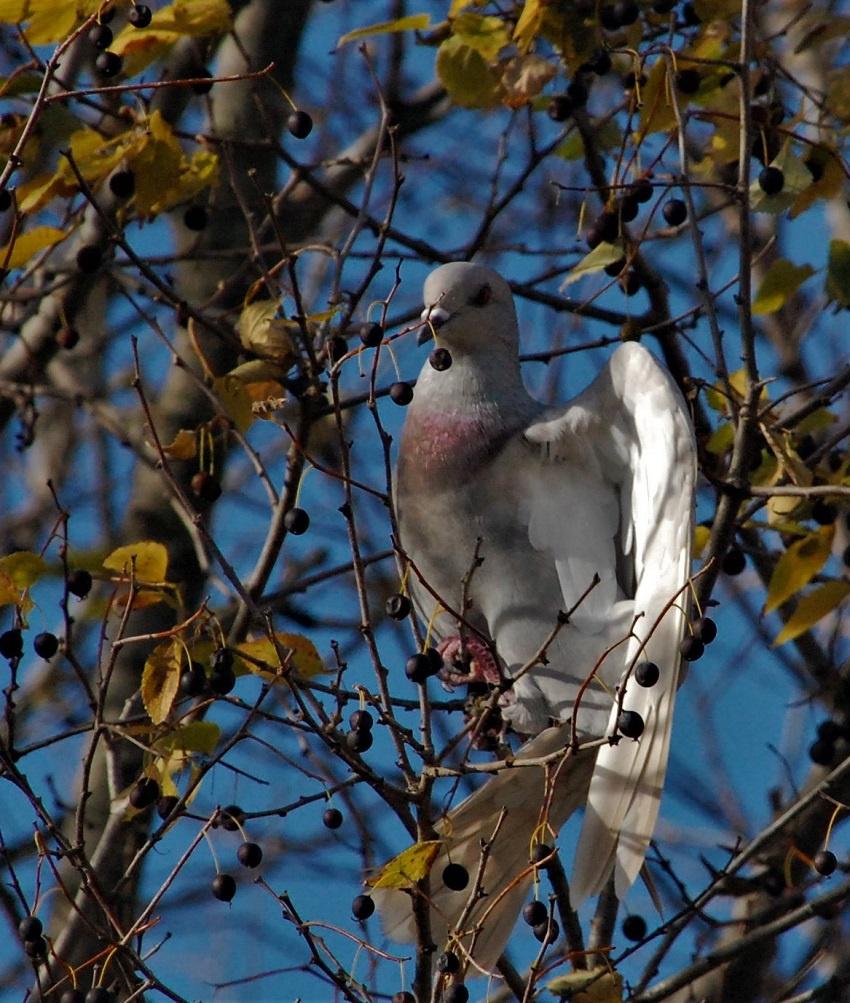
[524, 341, 697, 903]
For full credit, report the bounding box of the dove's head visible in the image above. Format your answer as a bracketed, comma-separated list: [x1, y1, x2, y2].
[419, 263, 518, 352]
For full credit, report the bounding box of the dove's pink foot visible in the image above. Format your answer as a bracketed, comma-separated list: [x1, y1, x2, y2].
[437, 636, 501, 687]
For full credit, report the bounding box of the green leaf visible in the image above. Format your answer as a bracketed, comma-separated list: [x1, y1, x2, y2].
[764, 525, 834, 614]
[547, 968, 624, 1001]
[774, 581, 850, 646]
[752, 259, 815, 315]
[452, 13, 510, 59]
[338, 14, 430, 47]
[749, 142, 813, 214]
[0, 551, 47, 588]
[826, 239, 850, 308]
[436, 34, 500, 108]
[561, 242, 625, 288]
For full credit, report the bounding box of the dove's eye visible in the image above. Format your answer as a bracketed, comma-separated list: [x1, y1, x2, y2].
[468, 283, 492, 307]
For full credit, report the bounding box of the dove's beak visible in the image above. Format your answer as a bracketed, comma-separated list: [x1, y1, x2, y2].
[418, 305, 449, 345]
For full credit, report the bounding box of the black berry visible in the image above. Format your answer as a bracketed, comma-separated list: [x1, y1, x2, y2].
[191, 470, 221, 502]
[622, 913, 648, 941]
[323, 807, 343, 829]
[129, 777, 160, 810]
[618, 194, 640, 222]
[635, 661, 659, 687]
[0, 188, 11, 212]
[817, 720, 843, 743]
[109, 170, 135, 199]
[287, 110, 314, 139]
[128, 4, 153, 28]
[622, 270, 641, 296]
[652, 0, 678, 11]
[94, 51, 122, 78]
[547, 95, 573, 122]
[220, 804, 244, 832]
[614, 0, 640, 24]
[443, 987, 469, 1003]
[809, 738, 835, 766]
[662, 199, 687, 226]
[405, 651, 440, 683]
[349, 708, 374, 732]
[183, 205, 208, 231]
[358, 322, 383, 347]
[191, 68, 214, 95]
[0, 628, 24, 659]
[18, 915, 43, 942]
[675, 68, 701, 93]
[389, 381, 414, 406]
[392, 994, 415, 1003]
[212, 873, 236, 902]
[533, 917, 560, 944]
[442, 862, 469, 891]
[679, 635, 705, 661]
[88, 23, 113, 49]
[722, 546, 746, 575]
[585, 49, 612, 75]
[437, 950, 460, 973]
[522, 900, 548, 927]
[237, 841, 263, 868]
[180, 661, 207, 697]
[25, 935, 47, 957]
[605, 257, 627, 277]
[812, 500, 838, 525]
[76, 245, 103, 273]
[682, 1, 701, 25]
[758, 165, 785, 195]
[284, 507, 310, 535]
[386, 593, 412, 620]
[345, 728, 373, 753]
[67, 569, 93, 598]
[429, 347, 452, 371]
[813, 849, 837, 876]
[33, 632, 59, 659]
[567, 79, 588, 107]
[530, 843, 553, 864]
[59, 990, 85, 1003]
[209, 661, 236, 696]
[85, 990, 114, 1003]
[351, 893, 375, 920]
[693, 616, 717, 644]
[617, 709, 645, 739]
[156, 795, 180, 819]
[631, 178, 654, 203]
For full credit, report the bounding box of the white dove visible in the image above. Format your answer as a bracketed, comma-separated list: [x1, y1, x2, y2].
[378, 262, 697, 971]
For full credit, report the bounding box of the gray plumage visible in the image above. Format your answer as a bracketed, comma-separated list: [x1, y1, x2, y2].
[377, 262, 697, 970]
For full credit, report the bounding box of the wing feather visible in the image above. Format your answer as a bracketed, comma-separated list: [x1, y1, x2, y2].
[525, 341, 696, 903]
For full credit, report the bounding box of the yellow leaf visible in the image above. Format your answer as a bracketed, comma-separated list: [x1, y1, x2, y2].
[635, 59, 676, 143]
[497, 53, 556, 107]
[0, 567, 19, 606]
[0, 551, 47, 588]
[131, 110, 184, 216]
[0, 1, 29, 21]
[368, 841, 442, 889]
[237, 632, 325, 681]
[513, 0, 544, 53]
[338, 13, 430, 46]
[23, 4, 78, 44]
[436, 34, 501, 108]
[764, 526, 834, 614]
[141, 639, 182, 724]
[790, 148, 844, 219]
[561, 242, 625, 288]
[752, 259, 815, 315]
[111, 28, 179, 79]
[212, 375, 254, 433]
[547, 968, 623, 1002]
[693, 524, 710, 559]
[0, 225, 68, 270]
[155, 720, 221, 756]
[171, 0, 232, 34]
[162, 429, 198, 460]
[228, 360, 289, 384]
[774, 582, 850, 646]
[453, 13, 510, 60]
[103, 541, 169, 584]
[17, 171, 77, 213]
[238, 301, 297, 364]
